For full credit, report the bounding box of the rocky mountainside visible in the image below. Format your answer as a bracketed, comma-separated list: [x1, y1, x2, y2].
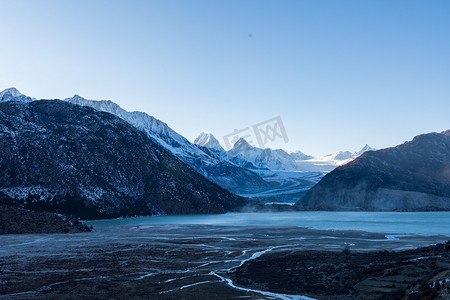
[298, 130, 450, 210]
[63, 95, 269, 192]
[0, 205, 91, 234]
[0, 100, 248, 219]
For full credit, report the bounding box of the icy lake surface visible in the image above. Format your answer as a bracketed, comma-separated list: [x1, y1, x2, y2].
[89, 211, 450, 236]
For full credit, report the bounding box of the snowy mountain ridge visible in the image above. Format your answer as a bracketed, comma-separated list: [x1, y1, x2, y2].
[0, 88, 35, 103]
[310, 144, 377, 167]
[193, 132, 374, 172]
[65, 95, 202, 158]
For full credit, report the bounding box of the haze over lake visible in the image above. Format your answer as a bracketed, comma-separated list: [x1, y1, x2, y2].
[89, 211, 450, 236]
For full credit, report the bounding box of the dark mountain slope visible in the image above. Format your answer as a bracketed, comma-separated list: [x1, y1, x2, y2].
[0, 100, 247, 219]
[298, 130, 450, 210]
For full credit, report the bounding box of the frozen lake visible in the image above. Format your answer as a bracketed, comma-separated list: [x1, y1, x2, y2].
[88, 211, 450, 236]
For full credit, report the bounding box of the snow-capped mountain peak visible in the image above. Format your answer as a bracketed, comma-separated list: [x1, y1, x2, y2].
[289, 150, 314, 161]
[307, 145, 377, 171]
[233, 138, 253, 150]
[0, 87, 22, 98]
[194, 132, 225, 152]
[227, 138, 315, 171]
[333, 151, 354, 160]
[356, 144, 375, 156]
[0, 87, 34, 103]
[71, 94, 87, 101]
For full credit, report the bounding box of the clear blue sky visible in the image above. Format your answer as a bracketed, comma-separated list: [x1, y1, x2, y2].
[1, 0, 449, 156]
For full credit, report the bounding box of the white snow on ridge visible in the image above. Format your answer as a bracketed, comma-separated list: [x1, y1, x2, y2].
[64, 95, 214, 161]
[306, 144, 376, 170]
[0, 87, 22, 98]
[356, 144, 376, 156]
[0, 88, 34, 103]
[197, 133, 375, 172]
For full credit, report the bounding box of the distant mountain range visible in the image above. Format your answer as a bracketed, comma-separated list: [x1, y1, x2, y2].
[0, 98, 247, 219]
[1, 88, 372, 191]
[0, 88, 375, 207]
[193, 132, 376, 204]
[194, 132, 374, 172]
[298, 130, 450, 210]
